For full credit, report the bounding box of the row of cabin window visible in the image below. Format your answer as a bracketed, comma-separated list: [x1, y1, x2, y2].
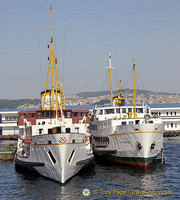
[39, 127, 71, 135]
[166, 123, 177, 128]
[99, 108, 145, 115]
[5, 116, 19, 121]
[166, 112, 176, 116]
[64, 111, 88, 118]
[20, 113, 35, 119]
[152, 112, 177, 116]
[20, 111, 60, 119]
[20, 111, 88, 119]
[97, 121, 135, 129]
[37, 111, 59, 118]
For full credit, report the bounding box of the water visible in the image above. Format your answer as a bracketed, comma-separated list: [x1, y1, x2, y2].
[0, 138, 179, 200]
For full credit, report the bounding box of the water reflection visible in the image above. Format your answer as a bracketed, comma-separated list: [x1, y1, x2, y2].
[15, 163, 96, 200]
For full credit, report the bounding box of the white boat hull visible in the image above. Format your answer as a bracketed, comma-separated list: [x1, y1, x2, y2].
[92, 123, 164, 169]
[15, 133, 94, 184]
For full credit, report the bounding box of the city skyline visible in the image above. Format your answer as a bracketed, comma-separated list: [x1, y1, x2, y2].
[0, 0, 180, 99]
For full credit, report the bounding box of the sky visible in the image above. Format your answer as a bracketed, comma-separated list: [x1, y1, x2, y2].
[0, 0, 180, 99]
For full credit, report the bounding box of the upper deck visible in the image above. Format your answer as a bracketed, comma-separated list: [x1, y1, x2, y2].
[18, 109, 90, 126]
[94, 105, 150, 121]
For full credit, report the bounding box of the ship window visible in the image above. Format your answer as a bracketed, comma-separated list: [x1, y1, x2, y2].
[66, 128, 71, 133]
[159, 112, 161, 116]
[167, 123, 169, 128]
[63, 111, 67, 117]
[116, 109, 120, 113]
[67, 111, 71, 117]
[171, 112, 173, 115]
[78, 112, 82, 117]
[136, 108, 143, 113]
[135, 120, 140, 124]
[99, 110, 103, 115]
[128, 108, 132, 113]
[105, 109, 114, 114]
[42, 112, 45, 117]
[122, 121, 126, 125]
[12, 116, 16, 120]
[20, 114, 24, 119]
[48, 150, 56, 164]
[48, 129, 52, 134]
[122, 108, 126, 113]
[147, 109, 149, 113]
[166, 112, 168, 116]
[175, 123, 177, 128]
[37, 112, 41, 118]
[84, 112, 88, 117]
[129, 121, 133, 125]
[174, 112, 176, 115]
[31, 113, 35, 118]
[171, 123, 173, 128]
[50, 111, 54, 117]
[73, 112, 78, 117]
[46, 112, 50, 117]
[26, 114, 30, 118]
[57, 127, 61, 133]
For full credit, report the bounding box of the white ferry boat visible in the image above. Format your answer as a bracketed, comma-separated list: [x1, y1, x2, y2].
[14, 6, 94, 184]
[89, 55, 164, 169]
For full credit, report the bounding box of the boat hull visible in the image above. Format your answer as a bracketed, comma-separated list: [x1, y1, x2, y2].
[15, 133, 94, 184]
[92, 123, 164, 169]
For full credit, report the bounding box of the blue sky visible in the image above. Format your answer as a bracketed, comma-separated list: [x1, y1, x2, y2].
[0, 0, 180, 99]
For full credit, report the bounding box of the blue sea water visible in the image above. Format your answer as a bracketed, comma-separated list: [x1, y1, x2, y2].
[0, 137, 179, 200]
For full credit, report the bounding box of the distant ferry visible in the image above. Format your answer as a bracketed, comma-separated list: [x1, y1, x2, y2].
[89, 55, 164, 169]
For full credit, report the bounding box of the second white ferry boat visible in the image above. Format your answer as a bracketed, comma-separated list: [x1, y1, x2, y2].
[14, 6, 94, 184]
[89, 54, 164, 169]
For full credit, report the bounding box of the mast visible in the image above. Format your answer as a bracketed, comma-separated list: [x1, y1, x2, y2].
[119, 80, 122, 97]
[133, 57, 138, 118]
[109, 53, 113, 107]
[39, 6, 65, 117]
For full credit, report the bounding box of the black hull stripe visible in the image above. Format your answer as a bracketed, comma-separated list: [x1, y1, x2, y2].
[15, 157, 44, 167]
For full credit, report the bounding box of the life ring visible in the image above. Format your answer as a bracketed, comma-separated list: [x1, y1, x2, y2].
[19, 142, 23, 148]
[85, 135, 89, 146]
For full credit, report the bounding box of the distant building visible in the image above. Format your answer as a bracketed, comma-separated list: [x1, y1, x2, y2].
[0, 110, 19, 135]
[150, 103, 180, 132]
